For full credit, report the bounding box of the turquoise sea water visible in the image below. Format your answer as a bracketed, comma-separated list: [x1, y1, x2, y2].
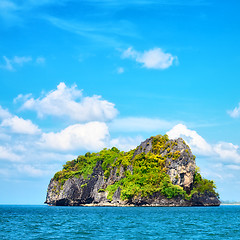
[0, 205, 240, 239]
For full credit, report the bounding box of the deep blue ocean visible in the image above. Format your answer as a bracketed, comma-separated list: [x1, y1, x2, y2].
[1, 205, 240, 239]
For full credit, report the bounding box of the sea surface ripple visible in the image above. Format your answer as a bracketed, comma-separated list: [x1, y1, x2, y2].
[0, 205, 240, 239]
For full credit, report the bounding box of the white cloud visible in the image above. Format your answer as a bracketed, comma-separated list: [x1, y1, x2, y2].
[117, 67, 124, 74]
[228, 103, 240, 118]
[39, 121, 109, 151]
[0, 105, 11, 119]
[167, 124, 240, 163]
[167, 124, 212, 155]
[0, 86, 117, 182]
[110, 117, 173, 132]
[0, 104, 40, 135]
[110, 136, 143, 152]
[0, 146, 21, 162]
[17, 82, 118, 122]
[122, 47, 177, 69]
[1, 116, 41, 135]
[213, 142, 240, 164]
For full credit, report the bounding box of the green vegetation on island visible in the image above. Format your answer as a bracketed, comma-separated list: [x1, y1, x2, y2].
[53, 135, 219, 202]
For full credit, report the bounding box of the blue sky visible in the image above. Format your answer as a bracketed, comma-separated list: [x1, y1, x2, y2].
[0, 0, 240, 204]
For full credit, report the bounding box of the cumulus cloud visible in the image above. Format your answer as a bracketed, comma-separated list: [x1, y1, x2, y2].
[0, 104, 40, 135]
[16, 82, 118, 122]
[110, 117, 173, 132]
[167, 124, 212, 155]
[167, 124, 240, 163]
[1, 116, 41, 135]
[122, 47, 177, 69]
[228, 103, 240, 118]
[0, 85, 118, 182]
[39, 121, 109, 151]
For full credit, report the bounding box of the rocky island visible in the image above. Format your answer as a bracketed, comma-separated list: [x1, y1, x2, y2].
[45, 134, 220, 206]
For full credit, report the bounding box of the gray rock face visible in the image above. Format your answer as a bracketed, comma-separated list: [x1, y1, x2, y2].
[46, 161, 108, 206]
[45, 137, 220, 207]
[134, 138, 195, 193]
[129, 191, 220, 206]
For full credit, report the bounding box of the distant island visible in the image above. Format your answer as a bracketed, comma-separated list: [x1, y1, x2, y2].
[45, 134, 220, 206]
[220, 201, 240, 205]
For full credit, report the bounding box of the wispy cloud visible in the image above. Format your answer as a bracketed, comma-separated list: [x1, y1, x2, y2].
[0, 0, 18, 18]
[0, 0, 210, 27]
[0, 0, 66, 12]
[0, 55, 32, 71]
[0, 0, 67, 25]
[22, 0, 67, 7]
[0, 145, 22, 162]
[0, 56, 45, 71]
[0, 0, 17, 10]
[44, 16, 137, 47]
[12, 56, 32, 65]
[0, 0, 19, 23]
[228, 103, 240, 118]
[122, 47, 177, 70]
[117, 67, 124, 74]
[226, 164, 240, 170]
[36, 57, 45, 64]
[0, 56, 14, 71]
[81, 0, 210, 7]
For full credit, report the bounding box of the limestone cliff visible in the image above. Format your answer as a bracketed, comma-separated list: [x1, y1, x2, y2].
[45, 135, 220, 206]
